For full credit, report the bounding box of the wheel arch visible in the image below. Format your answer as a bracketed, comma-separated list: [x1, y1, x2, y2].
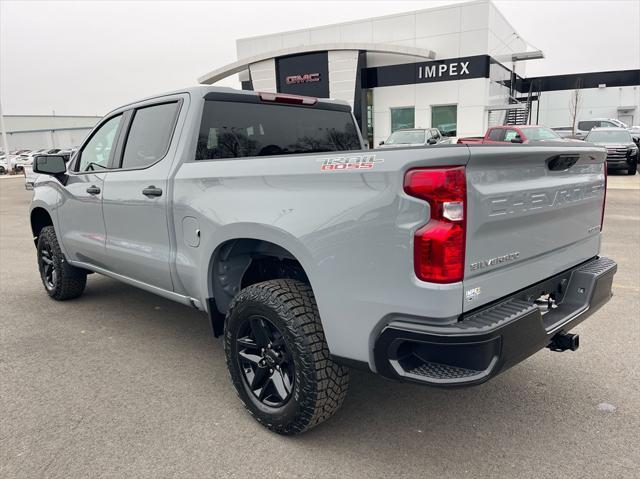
[30, 207, 54, 247]
[204, 232, 316, 337]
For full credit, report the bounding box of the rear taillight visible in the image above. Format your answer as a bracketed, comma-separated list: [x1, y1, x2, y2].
[404, 167, 466, 283]
[601, 163, 607, 231]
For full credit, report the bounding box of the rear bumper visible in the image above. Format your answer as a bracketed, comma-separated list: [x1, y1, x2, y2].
[374, 256, 617, 387]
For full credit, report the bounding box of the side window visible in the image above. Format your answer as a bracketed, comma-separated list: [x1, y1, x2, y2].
[487, 128, 505, 141]
[503, 129, 519, 142]
[599, 121, 615, 127]
[120, 102, 180, 169]
[424, 129, 433, 140]
[432, 129, 441, 140]
[77, 115, 122, 172]
[578, 121, 595, 131]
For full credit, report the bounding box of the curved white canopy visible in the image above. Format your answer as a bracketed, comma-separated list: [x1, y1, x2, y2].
[198, 42, 436, 84]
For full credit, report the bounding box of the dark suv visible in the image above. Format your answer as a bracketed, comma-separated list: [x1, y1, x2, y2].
[586, 127, 638, 175]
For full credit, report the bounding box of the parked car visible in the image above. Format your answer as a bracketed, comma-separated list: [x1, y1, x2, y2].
[29, 86, 616, 435]
[627, 126, 640, 145]
[457, 125, 573, 144]
[379, 128, 449, 147]
[11, 149, 48, 171]
[585, 127, 638, 175]
[574, 119, 627, 139]
[0, 158, 7, 174]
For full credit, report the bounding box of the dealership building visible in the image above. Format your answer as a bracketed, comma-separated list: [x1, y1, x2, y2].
[2, 115, 101, 151]
[199, 0, 640, 146]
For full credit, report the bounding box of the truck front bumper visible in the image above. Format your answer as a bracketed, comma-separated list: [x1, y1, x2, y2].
[374, 257, 617, 387]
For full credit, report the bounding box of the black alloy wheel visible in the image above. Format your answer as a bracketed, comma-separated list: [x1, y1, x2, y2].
[235, 315, 294, 408]
[39, 239, 57, 291]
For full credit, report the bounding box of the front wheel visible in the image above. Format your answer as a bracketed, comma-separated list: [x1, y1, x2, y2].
[37, 226, 87, 300]
[627, 159, 637, 175]
[224, 279, 349, 435]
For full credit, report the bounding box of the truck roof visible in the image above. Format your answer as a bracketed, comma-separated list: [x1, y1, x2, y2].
[105, 85, 351, 117]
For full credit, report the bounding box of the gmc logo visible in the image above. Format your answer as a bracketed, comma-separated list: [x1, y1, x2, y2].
[286, 73, 321, 84]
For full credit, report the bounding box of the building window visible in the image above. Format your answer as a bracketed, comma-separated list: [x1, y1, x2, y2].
[432, 105, 457, 137]
[391, 107, 415, 132]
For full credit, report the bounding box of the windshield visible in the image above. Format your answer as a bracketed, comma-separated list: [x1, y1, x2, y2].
[385, 130, 426, 145]
[521, 127, 560, 141]
[609, 119, 628, 128]
[586, 130, 632, 143]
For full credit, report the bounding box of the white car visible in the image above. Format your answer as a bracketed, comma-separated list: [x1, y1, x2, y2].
[0, 158, 8, 174]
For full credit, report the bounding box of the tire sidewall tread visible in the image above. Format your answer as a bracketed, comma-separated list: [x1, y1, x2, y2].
[224, 279, 349, 435]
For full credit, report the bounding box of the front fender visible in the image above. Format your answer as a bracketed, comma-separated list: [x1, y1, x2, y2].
[29, 178, 63, 252]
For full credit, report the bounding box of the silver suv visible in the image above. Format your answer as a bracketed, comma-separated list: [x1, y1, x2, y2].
[379, 128, 449, 147]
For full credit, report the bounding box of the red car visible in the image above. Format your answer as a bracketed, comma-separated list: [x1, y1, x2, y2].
[458, 125, 570, 144]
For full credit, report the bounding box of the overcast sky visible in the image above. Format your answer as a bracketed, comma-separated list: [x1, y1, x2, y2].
[1, 0, 638, 116]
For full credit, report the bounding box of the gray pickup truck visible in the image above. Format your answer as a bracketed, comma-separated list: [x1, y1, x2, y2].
[29, 86, 616, 435]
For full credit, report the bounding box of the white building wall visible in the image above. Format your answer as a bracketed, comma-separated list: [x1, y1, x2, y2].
[7, 128, 92, 150]
[372, 77, 489, 145]
[236, 0, 525, 67]
[327, 50, 360, 110]
[3, 115, 100, 151]
[248, 59, 277, 93]
[537, 85, 640, 127]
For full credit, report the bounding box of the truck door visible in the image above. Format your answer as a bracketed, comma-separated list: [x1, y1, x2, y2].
[60, 114, 124, 266]
[101, 98, 184, 291]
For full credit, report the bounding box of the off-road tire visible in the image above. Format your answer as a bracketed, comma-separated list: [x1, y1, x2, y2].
[224, 279, 349, 435]
[37, 226, 87, 300]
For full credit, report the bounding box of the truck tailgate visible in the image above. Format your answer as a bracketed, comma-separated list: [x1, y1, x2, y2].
[463, 144, 606, 312]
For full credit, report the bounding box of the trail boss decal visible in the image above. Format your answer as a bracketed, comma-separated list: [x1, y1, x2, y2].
[318, 155, 384, 171]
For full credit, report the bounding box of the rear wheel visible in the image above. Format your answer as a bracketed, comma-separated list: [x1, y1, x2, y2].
[224, 279, 349, 435]
[37, 226, 87, 300]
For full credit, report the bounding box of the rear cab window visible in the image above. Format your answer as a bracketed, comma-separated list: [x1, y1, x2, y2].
[196, 100, 361, 160]
[120, 102, 180, 169]
[487, 128, 505, 141]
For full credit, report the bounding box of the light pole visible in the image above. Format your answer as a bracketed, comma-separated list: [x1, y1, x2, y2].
[0, 100, 9, 157]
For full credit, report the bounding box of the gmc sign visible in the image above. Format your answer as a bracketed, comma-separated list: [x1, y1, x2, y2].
[286, 73, 321, 85]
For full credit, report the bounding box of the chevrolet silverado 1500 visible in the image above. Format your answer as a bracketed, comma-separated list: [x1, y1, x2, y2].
[29, 86, 616, 434]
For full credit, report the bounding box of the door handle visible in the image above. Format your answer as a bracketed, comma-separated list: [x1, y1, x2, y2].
[142, 185, 163, 197]
[86, 185, 101, 195]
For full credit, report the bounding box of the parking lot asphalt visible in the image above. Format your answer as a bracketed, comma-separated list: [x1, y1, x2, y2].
[1, 174, 639, 479]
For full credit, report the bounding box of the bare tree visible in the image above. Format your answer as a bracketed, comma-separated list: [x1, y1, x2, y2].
[569, 78, 583, 135]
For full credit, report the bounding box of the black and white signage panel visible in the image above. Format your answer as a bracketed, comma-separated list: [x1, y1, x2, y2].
[362, 55, 490, 88]
[276, 51, 330, 97]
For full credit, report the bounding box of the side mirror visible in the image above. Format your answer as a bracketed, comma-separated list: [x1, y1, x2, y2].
[427, 138, 437, 145]
[510, 137, 523, 144]
[379, 141, 385, 145]
[33, 155, 67, 175]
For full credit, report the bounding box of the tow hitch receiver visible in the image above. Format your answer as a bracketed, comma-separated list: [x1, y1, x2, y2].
[548, 332, 580, 352]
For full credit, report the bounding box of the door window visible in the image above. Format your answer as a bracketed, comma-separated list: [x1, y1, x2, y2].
[503, 129, 520, 142]
[577, 121, 596, 131]
[121, 102, 180, 169]
[77, 115, 122, 172]
[487, 128, 505, 141]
